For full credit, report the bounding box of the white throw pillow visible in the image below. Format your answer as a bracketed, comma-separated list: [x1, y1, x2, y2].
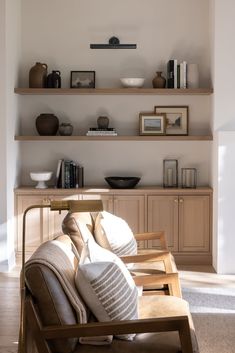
[75, 239, 138, 341]
[94, 211, 137, 256]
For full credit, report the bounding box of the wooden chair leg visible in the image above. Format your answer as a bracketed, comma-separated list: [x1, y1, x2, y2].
[178, 319, 194, 353]
[25, 297, 52, 353]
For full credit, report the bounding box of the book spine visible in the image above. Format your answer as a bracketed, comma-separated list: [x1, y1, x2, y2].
[64, 160, 71, 189]
[177, 64, 180, 89]
[61, 160, 65, 188]
[167, 60, 174, 88]
[55, 159, 63, 188]
[174, 59, 178, 88]
[78, 166, 84, 187]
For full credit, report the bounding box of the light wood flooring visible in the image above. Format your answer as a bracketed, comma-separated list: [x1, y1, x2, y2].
[0, 264, 234, 352]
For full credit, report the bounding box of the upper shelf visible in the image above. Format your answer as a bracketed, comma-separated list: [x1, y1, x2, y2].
[14, 88, 213, 95]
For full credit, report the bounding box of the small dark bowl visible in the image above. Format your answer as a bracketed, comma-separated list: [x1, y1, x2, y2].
[105, 176, 141, 189]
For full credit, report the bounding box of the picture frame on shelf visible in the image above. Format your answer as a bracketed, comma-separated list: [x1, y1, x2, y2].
[70, 71, 95, 88]
[154, 106, 188, 135]
[139, 112, 166, 135]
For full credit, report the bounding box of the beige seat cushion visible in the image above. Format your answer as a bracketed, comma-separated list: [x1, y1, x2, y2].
[73, 296, 198, 353]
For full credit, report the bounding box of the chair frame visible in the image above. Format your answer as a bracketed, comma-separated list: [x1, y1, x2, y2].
[25, 295, 194, 353]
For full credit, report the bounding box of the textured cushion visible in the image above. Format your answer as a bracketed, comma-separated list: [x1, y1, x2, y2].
[75, 239, 138, 341]
[62, 212, 95, 255]
[94, 211, 137, 256]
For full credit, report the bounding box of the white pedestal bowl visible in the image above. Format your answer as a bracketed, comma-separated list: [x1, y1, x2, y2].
[30, 171, 53, 189]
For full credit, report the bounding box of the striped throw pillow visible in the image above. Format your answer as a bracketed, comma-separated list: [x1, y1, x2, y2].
[94, 211, 137, 256]
[75, 240, 138, 340]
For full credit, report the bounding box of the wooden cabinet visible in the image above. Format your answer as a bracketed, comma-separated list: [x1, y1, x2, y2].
[15, 187, 212, 264]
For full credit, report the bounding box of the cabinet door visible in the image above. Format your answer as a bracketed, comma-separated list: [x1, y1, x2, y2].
[16, 195, 49, 253]
[147, 196, 178, 251]
[48, 194, 79, 240]
[113, 195, 145, 233]
[179, 195, 210, 252]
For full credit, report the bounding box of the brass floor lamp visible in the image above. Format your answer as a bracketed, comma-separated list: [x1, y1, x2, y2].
[18, 199, 103, 353]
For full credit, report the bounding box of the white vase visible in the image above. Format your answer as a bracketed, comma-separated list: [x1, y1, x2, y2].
[187, 64, 199, 88]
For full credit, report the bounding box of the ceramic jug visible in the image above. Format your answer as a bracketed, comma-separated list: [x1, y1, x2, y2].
[152, 71, 166, 88]
[29, 62, 48, 88]
[47, 70, 61, 88]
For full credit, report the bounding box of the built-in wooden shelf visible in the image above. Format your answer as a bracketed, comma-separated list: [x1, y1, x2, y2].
[14, 88, 213, 95]
[14, 135, 213, 141]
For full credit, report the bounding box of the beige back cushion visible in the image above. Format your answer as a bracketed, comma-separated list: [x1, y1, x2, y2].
[94, 211, 137, 256]
[62, 211, 95, 255]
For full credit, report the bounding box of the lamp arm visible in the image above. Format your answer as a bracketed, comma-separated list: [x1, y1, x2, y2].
[19, 204, 50, 353]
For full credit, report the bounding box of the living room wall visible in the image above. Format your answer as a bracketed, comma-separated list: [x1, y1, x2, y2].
[18, 0, 212, 187]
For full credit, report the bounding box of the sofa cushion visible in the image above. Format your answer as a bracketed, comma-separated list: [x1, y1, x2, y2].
[62, 212, 95, 255]
[94, 211, 137, 256]
[75, 239, 138, 341]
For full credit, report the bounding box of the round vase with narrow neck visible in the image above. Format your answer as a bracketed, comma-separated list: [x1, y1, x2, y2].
[97, 116, 109, 129]
[35, 113, 59, 136]
[152, 71, 166, 88]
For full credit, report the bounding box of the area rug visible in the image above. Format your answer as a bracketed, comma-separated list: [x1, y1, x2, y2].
[182, 287, 235, 353]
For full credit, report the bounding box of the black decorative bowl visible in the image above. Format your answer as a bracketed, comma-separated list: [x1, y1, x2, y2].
[105, 176, 141, 189]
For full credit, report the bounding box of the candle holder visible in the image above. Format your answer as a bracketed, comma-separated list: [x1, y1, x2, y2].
[181, 168, 197, 188]
[163, 159, 178, 188]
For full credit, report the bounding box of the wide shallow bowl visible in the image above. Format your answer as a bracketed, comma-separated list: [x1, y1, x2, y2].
[105, 176, 141, 189]
[120, 78, 145, 88]
[30, 171, 53, 189]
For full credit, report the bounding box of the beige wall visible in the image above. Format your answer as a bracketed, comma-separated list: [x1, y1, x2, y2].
[18, 0, 212, 187]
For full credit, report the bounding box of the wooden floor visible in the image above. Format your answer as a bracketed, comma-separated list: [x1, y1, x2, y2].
[0, 264, 234, 352]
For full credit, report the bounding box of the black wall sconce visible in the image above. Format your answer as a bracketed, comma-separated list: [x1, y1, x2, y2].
[90, 36, 137, 49]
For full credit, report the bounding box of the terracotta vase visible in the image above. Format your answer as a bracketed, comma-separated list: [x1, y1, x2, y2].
[152, 71, 166, 88]
[29, 62, 48, 88]
[35, 113, 59, 135]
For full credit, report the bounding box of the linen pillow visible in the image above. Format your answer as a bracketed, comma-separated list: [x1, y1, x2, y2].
[94, 211, 137, 256]
[75, 239, 138, 341]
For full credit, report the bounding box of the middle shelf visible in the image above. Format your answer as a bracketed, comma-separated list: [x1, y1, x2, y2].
[14, 135, 213, 141]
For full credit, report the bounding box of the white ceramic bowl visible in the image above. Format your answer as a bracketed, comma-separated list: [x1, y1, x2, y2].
[120, 78, 145, 88]
[30, 171, 53, 189]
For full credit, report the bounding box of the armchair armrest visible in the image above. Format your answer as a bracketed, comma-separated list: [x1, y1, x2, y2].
[134, 231, 168, 250]
[120, 251, 174, 273]
[133, 273, 182, 298]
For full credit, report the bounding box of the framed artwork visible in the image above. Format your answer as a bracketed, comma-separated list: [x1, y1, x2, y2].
[139, 113, 166, 135]
[70, 71, 95, 88]
[154, 106, 188, 135]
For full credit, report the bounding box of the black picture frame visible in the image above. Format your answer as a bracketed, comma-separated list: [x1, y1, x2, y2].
[70, 71, 96, 89]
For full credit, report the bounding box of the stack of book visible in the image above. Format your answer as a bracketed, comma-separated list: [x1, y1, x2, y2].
[167, 59, 187, 89]
[86, 127, 118, 136]
[55, 159, 84, 188]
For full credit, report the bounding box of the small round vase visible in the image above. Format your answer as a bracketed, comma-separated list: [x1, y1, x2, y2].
[152, 71, 166, 88]
[97, 116, 109, 129]
[35, 113, 59, 135]
[59, 123, 73, 136]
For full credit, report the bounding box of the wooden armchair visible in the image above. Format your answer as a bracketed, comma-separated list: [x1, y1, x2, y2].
[22, 235, 198, 353]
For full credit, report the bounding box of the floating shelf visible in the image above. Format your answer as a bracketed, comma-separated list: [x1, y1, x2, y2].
[14, 135, 213, 141]
[14, 88, 213, 95]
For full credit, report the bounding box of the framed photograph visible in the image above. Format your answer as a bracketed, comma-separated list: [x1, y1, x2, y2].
[70, 71, 95, 88]
[139, 113, 166, 135]
[154, 106, 188, 135]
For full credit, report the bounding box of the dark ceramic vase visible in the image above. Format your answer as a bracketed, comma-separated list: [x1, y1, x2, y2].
[47, 70, 61, 88]
[36, 113, 59, 135]
[29, 62, 48, 88]
[97, 116, 109, 129]
[152, 71, 166, 88]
